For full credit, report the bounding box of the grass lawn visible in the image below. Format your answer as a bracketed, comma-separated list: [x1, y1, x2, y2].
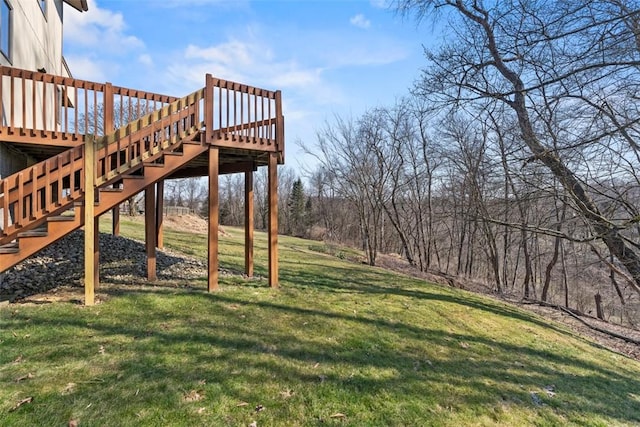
[1, 217, 640, 426]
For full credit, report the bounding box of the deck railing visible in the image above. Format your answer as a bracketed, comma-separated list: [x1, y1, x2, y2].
[0, 66, 177, 142]
[205, 74, 284, 154]
[0, 68, 284, 243]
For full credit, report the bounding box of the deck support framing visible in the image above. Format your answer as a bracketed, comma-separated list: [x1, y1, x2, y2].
[208, 147, 220, 291]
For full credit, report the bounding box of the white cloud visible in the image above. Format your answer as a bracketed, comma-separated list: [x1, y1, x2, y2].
[370, 0, 391, 8]
[64, 0, 143, 52]
[64, 55, 109, 81]
[169, 40, 323, 91]
[184, 41, 253, 67]
[350, 14, 371, 29]
[138, 54, 153, 67]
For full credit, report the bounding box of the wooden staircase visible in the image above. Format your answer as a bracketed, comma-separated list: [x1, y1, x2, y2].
[0, 66, 284, 298]
[0, 88, 207, 272]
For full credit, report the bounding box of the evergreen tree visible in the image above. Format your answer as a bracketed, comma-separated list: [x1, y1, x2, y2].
[288, 178, 306, 236]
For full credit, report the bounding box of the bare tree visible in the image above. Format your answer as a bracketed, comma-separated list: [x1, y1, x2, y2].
[395, 0, 640, 294]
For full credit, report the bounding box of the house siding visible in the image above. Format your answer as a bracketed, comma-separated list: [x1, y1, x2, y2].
[0, 0, 65, 178]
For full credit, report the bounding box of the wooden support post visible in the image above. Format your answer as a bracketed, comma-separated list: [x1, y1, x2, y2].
[145, 185, 157, 281]
[208, 147, 219, 291]
[112, 205, 120, 236]
[245, 170, 254, 277]
[84, 135, 96, 306]
[268, 152, 279, 288]
[94, 219, 100, 289]
[156, 180, 164, 249]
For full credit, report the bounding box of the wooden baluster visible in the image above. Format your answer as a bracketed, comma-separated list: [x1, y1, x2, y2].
[253, 89, 258, 143]
[16, 172, 23, 227]
[276, 90, 284, 157]
[21, 73, 26, 133]
[57, 155, 63, 206]
[1, 181, 7, 234]
[9, 69, 14, 130]
[29, 168, 34, 219]
[43, 75, 48, 133]
[44, 160, 51, 213]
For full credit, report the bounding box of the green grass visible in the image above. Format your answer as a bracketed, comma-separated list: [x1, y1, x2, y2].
[1, 217, 640, 426]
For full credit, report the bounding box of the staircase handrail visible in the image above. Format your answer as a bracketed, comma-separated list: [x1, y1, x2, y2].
[0, 87, 204, 243]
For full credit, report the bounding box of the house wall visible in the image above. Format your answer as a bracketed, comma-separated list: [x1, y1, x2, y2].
[1, 0, 64, 74]
[0, 0, 65, 179]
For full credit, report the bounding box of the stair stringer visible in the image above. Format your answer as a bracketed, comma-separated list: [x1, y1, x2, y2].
[0, 139, 208, 272]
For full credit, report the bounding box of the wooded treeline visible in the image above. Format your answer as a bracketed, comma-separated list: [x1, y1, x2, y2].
[169, 0, 640, 326]
[302, 0, 640, 326]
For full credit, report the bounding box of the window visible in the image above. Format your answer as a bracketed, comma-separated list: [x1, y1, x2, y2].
[38, 0, 46, 16]
[0, 0, 10, 62]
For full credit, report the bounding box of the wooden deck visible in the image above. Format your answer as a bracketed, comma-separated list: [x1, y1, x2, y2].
[0, 66, 284, 304]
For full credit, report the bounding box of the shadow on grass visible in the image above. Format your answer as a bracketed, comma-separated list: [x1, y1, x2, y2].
[278, 257, 574, 337]
[2, 284, 639, 425]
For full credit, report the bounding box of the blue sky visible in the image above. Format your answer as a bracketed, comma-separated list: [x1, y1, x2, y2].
[63, 0, 432, 169]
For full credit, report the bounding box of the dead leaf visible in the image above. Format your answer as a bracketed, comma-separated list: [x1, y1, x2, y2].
[255, 404, 265, 412]
[318, 375, 326, 383]
[544, 385, 556, 397]
[198, 379, 207, 385]
[23, 334, 30, 339]
[62, 383, 76, 395]
[98, 345, 105, 355]
[459, 342, 470, 349]
[236, 401, 249, 407]
[14, 373, 34, 382]
[183, 390, 204, 402]
[9, 396, 33, 412]
[249, 422, 258, 427]
[279, 389, 294, 399]
[196, 407, 206, 414]
[12, 355, 23, 364]
[313, 362, 320, 369]
[330, 413, 347, 419]
[69, 420, 79, 427]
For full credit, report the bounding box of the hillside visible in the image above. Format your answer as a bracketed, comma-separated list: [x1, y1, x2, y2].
[1, 217, 639, 426]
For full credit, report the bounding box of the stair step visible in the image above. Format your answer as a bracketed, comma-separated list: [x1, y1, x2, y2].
[17, 230, 48, 238]
[100, 187, 123, 193]
[0, 243, 18, 254]
[48, 215, 76, 222]
[143, 162, 164, 168]
[74, 201, 99, 207]
[123, 174, 145, 179]
[164, 152, 183, 157]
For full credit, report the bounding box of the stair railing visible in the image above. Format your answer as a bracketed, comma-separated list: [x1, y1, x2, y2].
[0, 88, 205, 244]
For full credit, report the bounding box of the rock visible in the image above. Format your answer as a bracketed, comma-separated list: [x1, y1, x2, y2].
[0, 230, 227, 300]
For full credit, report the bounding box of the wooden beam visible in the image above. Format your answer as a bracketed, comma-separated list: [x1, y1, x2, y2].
[156, 180, 164, 249]
[145, 185, 157, 281]
[268, 152, 278, 288]
[208, 147, 219, 291]
[112, 205, 120, 236]
[245, 170, 254, 277]
[84, 135, 96, 306]
[167, 161, 257, 179]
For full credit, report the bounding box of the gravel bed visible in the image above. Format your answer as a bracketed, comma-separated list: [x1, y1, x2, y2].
[0, 230, 223, 301]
